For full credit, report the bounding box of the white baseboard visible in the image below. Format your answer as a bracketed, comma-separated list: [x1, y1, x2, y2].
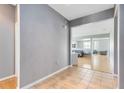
[0, 75, 16, 81]
[22, 65, 71, 89]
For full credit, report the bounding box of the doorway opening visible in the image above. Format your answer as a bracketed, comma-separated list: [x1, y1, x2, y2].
[71, 18, 114, 74]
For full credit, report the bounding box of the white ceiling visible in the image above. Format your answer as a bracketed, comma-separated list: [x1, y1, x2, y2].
[71, 18, 114, 39]
[49, 4, 114, 20]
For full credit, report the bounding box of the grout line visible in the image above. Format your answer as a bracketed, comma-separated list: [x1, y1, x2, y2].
[32, 66, 117, 89]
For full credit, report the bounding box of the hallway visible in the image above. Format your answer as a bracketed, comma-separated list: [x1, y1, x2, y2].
[31, 66, 117, 89]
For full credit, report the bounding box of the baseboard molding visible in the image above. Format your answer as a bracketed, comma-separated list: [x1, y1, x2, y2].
[22, 65, 71, 89]
[0, 75, 16, 81]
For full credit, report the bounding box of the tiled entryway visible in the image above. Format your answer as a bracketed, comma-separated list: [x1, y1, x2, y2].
[31, 66, 117, 89]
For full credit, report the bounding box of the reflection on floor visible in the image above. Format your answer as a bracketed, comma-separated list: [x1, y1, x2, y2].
[77, 54, 112, 73]
[92, 54, 112, 73]
[0, 76, 17, 89]
[77, 55, 92, 69]
[31, 66, 117, 89]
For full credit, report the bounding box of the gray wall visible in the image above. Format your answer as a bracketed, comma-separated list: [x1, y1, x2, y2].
[70, 8, 114, 27]
[20, 4, 69, 88]
[118, 5, 124, 89]
[114, 8, 118, 74]
[0, 5, 15, 79]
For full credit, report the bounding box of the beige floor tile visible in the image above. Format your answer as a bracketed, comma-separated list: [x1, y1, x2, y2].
[88, 82, 101, 89]
[31, 66, 117, 89]
[0, 77, 17, 89]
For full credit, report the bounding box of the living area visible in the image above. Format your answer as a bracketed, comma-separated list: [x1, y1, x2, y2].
[71, 18, 114, 73]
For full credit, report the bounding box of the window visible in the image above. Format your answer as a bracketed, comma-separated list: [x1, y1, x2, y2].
[83, 41, 91, 49]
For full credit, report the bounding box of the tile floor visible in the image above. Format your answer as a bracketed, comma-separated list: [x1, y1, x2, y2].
[0, 76, 17, 89]
[31, 66, 117, 89]
[77, 55, 112, 73]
